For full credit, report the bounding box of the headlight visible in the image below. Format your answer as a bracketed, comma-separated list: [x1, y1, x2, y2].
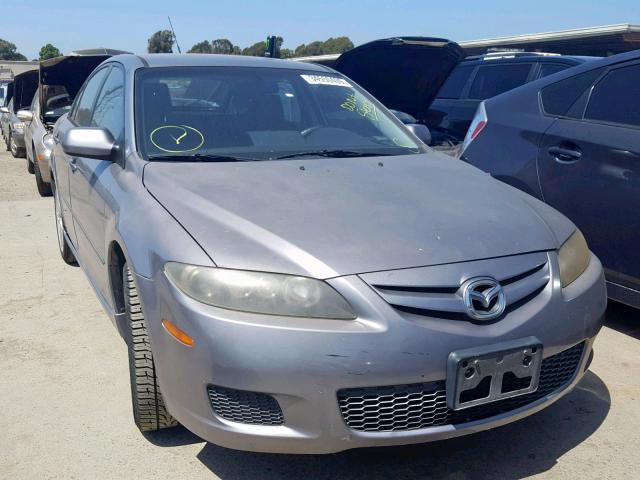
[164, 263, 356, 319]
[12, 121, 25, 131]
[43, 133, 54, 149]
[558, 229, 590, 288]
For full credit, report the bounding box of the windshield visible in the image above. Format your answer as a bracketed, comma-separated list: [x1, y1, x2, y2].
[135, 66, 424, 161]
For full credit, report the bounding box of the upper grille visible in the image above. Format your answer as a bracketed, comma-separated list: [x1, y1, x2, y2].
[207, 385, 284, 425]
[360, 252, 550, 321]
[337, 342, 584, 432]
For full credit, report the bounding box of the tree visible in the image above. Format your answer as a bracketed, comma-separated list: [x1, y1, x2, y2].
[147, 30, 174, 53]
[279, 48, 293, 59]
[322, 37, 354, 54]
[211, 39, 236, 55]
[188, 40, 212, 54]
[39, 43, 62, 60]
[0, 39, 27, 61]
[188, 39, 241, 55]
[293, 37, 354, 57]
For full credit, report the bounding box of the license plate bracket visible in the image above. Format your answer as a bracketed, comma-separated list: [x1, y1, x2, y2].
[446, 337, 543, 410]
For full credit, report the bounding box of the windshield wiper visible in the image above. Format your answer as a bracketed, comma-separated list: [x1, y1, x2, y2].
[148, 153, 257, 162]
[272, 150, 393, 160]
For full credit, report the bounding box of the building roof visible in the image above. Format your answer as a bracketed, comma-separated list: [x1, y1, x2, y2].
[0, 61, 38, 80]
[460, 23, 640, 56]
[293, 24, 640, 65]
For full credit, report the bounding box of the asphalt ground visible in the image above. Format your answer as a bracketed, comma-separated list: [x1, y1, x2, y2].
[0, 146, 638, 479]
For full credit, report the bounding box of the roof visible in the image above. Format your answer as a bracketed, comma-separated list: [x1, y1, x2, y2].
[132, 53, 329, 71]
[0, 61, 38, 80]
[68, 48, 132, 56]
[461, 23, 640, 48]
[460, 23, 640, 56]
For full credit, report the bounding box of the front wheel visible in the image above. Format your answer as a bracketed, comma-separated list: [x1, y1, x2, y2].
[123, 264, 178, 432]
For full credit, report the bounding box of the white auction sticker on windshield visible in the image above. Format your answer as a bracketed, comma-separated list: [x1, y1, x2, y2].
[300, 74, 352, 87]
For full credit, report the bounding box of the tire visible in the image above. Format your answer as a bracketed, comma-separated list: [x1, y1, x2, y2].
[123, 264, 178, 432]
[4, 132, 10, 151]
[34, 156, 52, 196]
[53, 180, 77, 266]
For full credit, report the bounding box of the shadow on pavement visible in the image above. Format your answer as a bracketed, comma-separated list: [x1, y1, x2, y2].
[143, 426, 202, 447]
[604, 300, 640, 340]
[194, 371, 610, 480]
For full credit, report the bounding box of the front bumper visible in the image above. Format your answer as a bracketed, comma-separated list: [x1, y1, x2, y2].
[135, 252, 606, 453]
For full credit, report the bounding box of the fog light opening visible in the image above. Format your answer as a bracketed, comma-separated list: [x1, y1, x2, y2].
[162, 319, 195, 347]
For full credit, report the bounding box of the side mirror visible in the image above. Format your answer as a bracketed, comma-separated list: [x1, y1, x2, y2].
[61, 127, 116, 160]
[0, 106, 9, 114]
[406, 123, 432, 146]
[17, 109, 33, 122]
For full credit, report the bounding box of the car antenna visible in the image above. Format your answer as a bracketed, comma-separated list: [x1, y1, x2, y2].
[168, 16, 182, 53]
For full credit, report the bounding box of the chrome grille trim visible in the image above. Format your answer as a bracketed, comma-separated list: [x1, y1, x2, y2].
[360, 252, 550, 320]
[337, 342, 584, 432]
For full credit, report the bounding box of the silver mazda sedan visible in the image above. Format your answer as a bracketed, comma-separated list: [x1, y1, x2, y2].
[50, 53, 606, 454]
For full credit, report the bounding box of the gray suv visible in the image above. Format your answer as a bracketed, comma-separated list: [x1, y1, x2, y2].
[51, 53, 606, 454]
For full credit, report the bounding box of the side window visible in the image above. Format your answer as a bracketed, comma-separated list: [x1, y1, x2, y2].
[92, 67, 125, 139]
[436, 65, 475, 99]
[540, 67, 605, 118]
[538, 63, 570, 79]
[584, 64, 640, 128]
[73, 68, 110, 126]
[468, 64, 532, 100]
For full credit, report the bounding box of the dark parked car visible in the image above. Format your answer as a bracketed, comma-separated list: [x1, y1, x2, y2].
[461, 49, 640, 308]
[425, 52, 597, 142]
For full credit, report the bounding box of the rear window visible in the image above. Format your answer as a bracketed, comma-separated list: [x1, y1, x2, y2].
[540, 67, 605, 117]
[436, 65, 474, 99]
[468, 64, 532, 100]
[584, 64, 640, 128]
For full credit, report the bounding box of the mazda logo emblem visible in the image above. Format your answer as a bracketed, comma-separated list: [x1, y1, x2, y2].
[461, 277, 506, 321]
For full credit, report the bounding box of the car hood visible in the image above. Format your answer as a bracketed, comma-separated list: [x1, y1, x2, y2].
[12, 70, 38, 112]
[333, 37, 465, 122]
[143, 153, 568, 279]
[39, 50, 129, 125]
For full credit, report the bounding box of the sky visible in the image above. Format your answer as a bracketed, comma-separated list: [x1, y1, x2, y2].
[3, 1, 640, 60]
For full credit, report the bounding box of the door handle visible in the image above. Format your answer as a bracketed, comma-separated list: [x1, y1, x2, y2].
[548, 145, 582, 164]
[70, 158, 78, 172]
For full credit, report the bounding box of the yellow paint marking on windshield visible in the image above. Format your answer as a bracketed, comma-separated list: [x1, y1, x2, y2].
[340, 92, 379, 121]
[340, 93, 357, 112]
[170, 129, 188, 145]
[150, 125, 205, 153]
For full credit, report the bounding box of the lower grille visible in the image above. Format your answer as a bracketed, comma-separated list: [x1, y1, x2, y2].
[207, 385, 284, 425]
[338, 342, 584, 432]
